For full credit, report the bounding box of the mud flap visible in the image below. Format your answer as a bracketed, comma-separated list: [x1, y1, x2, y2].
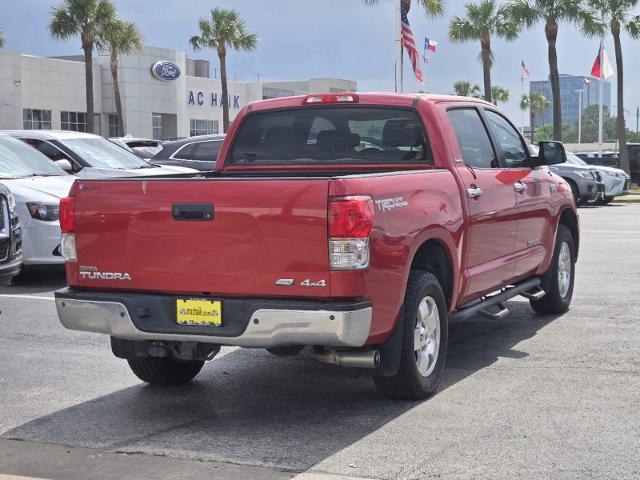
[374, 309, 404, 377]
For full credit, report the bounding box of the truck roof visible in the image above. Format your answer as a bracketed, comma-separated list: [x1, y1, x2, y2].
[248, 92, 492, 112]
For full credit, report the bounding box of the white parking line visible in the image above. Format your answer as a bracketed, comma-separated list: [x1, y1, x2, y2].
[0, 476, 49, 480]
[0, 294, 54, 301]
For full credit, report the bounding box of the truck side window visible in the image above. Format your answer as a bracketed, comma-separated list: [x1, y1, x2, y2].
[484, 110, 530, 168]
[447, 109, 497, 169]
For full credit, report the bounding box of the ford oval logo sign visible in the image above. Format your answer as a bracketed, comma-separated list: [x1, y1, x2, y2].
[151, 61, 181, 81]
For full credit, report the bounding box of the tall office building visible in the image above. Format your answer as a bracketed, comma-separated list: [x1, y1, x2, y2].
[529, 74, 611, 128]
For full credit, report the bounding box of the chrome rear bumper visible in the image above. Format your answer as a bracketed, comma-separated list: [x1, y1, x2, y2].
[55, 296, 372, 348]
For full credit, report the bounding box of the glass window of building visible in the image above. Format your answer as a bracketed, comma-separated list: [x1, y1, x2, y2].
[23, 109, 52, 130]
[94, 113, 101, 136]
[61, 111, 87, 132]
[108, 114, 120, 137]
[190, 119, 219, 136]
[152, 114, 163, 139]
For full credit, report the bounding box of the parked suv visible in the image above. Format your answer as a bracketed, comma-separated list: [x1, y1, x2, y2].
[0, 184, 22, 284]
[151, 134, 225, 171]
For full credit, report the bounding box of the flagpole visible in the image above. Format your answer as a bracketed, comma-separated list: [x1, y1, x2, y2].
[598, 14, 604, 156]
[521, 72, 525, 133]
[395, 0, 403, 93]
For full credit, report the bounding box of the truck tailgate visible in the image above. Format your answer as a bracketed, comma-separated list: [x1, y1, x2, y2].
[72, 178, 331, 297]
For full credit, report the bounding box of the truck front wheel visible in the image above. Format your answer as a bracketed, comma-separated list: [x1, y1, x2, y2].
[127, 357, 204, 386]
[374, 271, 448, 400]
[530, 224, 575, 315]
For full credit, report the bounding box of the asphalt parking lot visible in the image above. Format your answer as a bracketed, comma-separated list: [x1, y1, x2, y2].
[0, 203, 639, 480]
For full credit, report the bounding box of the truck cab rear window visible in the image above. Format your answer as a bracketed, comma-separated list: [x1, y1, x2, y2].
[228, 107, 433, 165]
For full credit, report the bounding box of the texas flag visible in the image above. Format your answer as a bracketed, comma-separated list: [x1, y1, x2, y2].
[591, 48, 615, 79]
[424, 37, 437, 53]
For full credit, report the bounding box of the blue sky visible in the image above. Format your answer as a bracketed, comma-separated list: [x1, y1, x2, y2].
[2, 0, 640, 126]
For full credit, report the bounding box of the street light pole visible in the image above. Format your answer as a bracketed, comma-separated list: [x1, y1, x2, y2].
[636, 106, 639, 135]
[395, 0, 403, 93]
[597, 12, 605, 156]
[575, 89, 584, 144]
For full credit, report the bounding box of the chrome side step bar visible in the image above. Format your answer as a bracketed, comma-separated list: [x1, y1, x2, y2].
[479, 302, 509, 320]
[449, 277, 542, 324]
[521, 287, 546, 301]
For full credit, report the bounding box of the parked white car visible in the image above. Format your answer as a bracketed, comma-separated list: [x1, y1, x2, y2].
[0, 135, 74, 266]
[565, 152, 631, 204]
[5, 131, 198, 178]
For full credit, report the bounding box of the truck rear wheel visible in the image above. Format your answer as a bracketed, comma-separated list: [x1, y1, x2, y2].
[127, 357, 204, 385]
[530, 224, 575, 315]
[374, 271, 448, 400]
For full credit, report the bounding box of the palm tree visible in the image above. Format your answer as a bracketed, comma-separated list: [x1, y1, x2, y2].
[520, 91, 550, 142]
[190, 8, 257, 133]
[97, 19, 142, 137]
[507, 0, 601, 141]
[449, 0, 519, 103]
[453, 80, 482, 97]
[49, 0, 117, 134]
[0, 28, 5, 49]
[586, 0, 640, 175]
[491, 85, 510, 106]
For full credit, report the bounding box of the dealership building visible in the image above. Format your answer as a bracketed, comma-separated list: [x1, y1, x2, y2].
[0, 46, 356, 139]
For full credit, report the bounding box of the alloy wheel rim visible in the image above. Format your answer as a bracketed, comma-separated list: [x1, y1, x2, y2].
[414, 296, 440, 377]
[557, 242, 572, 298]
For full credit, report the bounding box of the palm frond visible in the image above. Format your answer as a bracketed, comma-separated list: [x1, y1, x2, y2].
[417, 0, 446, 19]
[49, 5, 80, 39]
[625, 14, 640, 38]
[449, 17, 480, 42]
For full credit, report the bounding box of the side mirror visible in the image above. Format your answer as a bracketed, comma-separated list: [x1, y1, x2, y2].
[54, 159, 73, 172]
[536, 141, 567, 166]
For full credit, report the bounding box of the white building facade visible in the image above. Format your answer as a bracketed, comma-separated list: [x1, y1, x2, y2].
[0, 46, 356, 139]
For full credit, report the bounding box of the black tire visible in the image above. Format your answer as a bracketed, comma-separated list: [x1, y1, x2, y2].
[127, 357, 204, 385]
[530, 224, 575, 315]
[374, 271, 448, 400]
[567, 180, 580, 205]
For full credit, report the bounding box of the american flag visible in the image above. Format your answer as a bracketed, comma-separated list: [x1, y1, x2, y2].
[401, 2, 423, 84]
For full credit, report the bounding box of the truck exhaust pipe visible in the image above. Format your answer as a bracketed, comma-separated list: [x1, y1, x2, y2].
[312, 350, 381, 369]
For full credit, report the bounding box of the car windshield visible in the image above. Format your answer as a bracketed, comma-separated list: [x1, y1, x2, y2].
[566, 153, 588, 166]
[62, 137, 150, 169]
[0, 136, 67, 178]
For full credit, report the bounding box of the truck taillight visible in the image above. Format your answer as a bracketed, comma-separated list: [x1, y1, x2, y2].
[59, 196, 77, 262]
[328, 196, 373, 270]
[59, 196, 74, 233]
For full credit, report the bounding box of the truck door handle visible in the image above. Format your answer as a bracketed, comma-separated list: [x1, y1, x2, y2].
[467, 187, 483, 199]
[514, 181, 527, 193]
[172, 203, 214, 221]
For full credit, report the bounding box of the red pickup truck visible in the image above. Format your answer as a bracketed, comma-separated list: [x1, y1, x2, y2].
[54, 93, 578, 400]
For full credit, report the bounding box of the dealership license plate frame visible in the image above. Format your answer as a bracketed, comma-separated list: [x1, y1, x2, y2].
[176, 298, 222, 327]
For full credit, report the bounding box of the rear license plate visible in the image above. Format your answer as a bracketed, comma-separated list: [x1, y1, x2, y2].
[176, 298, 222, 327]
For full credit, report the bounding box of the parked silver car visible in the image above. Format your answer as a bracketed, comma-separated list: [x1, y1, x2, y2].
[566, 152, 630, 204]
[531, 145, 602, 205]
